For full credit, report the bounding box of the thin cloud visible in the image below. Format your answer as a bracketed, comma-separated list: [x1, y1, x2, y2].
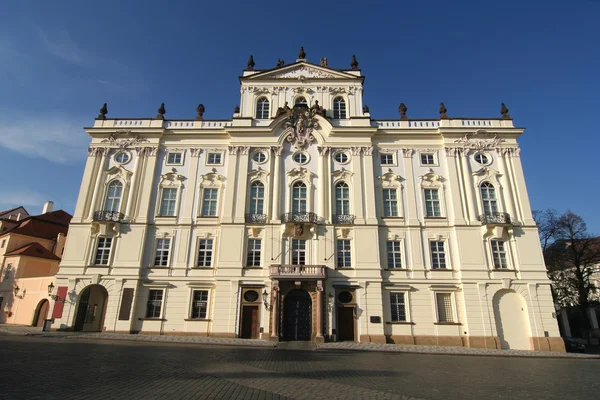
[0, 114, 89, 164]
[36, 26, 85, 64]
[0, 188, 49, 210]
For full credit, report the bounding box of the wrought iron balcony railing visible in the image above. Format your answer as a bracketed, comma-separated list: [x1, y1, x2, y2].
[93, 210, 125, 222]
[245, 213, 268, 224]
[478, 212, 512, 225]
[281, 212, 319, 224]
[269, 264, 327, 279]
[332, 214, 355, 225]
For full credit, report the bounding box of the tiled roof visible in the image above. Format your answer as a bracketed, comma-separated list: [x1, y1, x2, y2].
[4, 242, 61, 261]
[0, 210, 72, 240]
[0, 206, 29, 219]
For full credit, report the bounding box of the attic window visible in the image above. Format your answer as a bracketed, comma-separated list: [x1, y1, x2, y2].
[295, 97, 307, 106]
[36, 248, 43, 254]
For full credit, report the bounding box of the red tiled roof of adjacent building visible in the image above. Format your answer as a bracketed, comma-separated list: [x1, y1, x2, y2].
[0, 210, 72, 240]
[4, 242, 61, 261]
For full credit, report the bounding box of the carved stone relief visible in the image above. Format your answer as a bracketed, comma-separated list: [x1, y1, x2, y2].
[101, 130, 149, 149]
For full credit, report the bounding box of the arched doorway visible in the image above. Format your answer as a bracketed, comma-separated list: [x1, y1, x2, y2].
[74, 285, 108, 332]
[32, 299, 50, 327]
[493, 290, 532, 350]
[283, 289, 312, 341]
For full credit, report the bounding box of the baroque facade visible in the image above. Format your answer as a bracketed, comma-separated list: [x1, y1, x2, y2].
[51, 51, 563, 350]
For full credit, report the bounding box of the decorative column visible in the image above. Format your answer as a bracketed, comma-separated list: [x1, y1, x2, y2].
[180, 148, 202, 224]
[494, 148, 517, 223]
[222, 146, 240, 223]
[270, 281, 280, 339]
[270, 146, 283, 222]
[459, 149, 478, 223]
[125, 148, 143, 220]
[401, 149, 419, 225]
[316, 281, 324, 339]
[443, 147, 467, 225]
[234, 146, 251, 223]
[87, 147, 109, 220]
[135, 146, 159, 224]
[361, 146, 378, 224]
[318, 146, 330, 221]
[351, 147, 365, 224]
[506, 148, 535, 225]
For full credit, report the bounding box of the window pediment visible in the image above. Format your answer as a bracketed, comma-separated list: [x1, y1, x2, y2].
[472, 167, 502, 186]
[286, 167, 315, 184]
[248, 166, 270, 181]
[420, 169, 445, 187]
[377, 168, 402, 187]
[200, 168, 226, 187]
[244, 64, 357, 81]
[160, 168, 185, 187]
[104, 165, 133, 185]
[331, 167, 354, 181]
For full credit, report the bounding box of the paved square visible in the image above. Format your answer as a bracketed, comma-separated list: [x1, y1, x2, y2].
[0, 335, 597, 399]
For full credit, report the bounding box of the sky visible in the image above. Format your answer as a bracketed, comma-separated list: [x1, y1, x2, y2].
[1, 0, 599, 231]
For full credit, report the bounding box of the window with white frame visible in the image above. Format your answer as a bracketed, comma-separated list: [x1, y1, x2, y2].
[420, 153, 436, 166]
[291, 239, 306, 265]
[386, 241, 402, 269]
[335, 182, 350, 215]
[94, 237, 112, 265]
[196, 239, 213, 268]
[336, 239, 352, 268]
[105, 181, 123, 212]
[292, 182, 307, 213]
[390, 292, 407, 322]
[154, 238, 171, 267]
[159, 188, 177, 216]
[249, 181, 264, 215]
[380, 153, 395, 166]
[435, 292, 454, 323]
[201, 188, 218, 216]
[206, 152, 223, 165]
[246, 239, 261, 267]
[190, 290, 209, 319]
[114, 151, 130, 164]
[424, 188, 441, 217]
[491, 239, 508, 269]
[256, 98, 270, 119]
[480, 182, 498, 216]
[166, 152, 183, 165]
[382, 188, 399, 217]
[333, 97, 346, 119]
[430, 241, 447, 269]
[145, 289, 164, 318]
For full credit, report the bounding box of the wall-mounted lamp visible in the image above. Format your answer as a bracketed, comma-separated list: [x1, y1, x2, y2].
[262, 289, 271, 310]
[13, 285, 20, 297]
[47, 282, 65, 303]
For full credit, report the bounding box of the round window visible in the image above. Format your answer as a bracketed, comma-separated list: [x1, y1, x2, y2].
[474, 153, 490, 165]
[337, 291, 353, 304]
[334, 151, 349, 164]
[293, 152, 309, 164]
[253, 151, 267, 163]
[244, 290, 259, 302]
[114, 151, 130, 164]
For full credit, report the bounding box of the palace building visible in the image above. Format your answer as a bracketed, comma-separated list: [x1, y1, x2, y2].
[50, 49, 563, 351]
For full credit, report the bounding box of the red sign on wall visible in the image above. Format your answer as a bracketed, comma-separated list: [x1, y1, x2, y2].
[51, 286, 68, 319]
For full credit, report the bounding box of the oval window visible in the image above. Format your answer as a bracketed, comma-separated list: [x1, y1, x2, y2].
[474, 153, 490, 165]
[114, 151, 130, 164]
[334, 151, 349, 164]
[244, 290, 259, 302]
[293, 152, 309, 164]
[337, 291, 353, 304]
[253, 151, 267, 163]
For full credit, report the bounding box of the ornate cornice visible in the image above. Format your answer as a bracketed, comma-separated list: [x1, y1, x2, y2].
[101, 130, 149, 149]
[455, 130, 505, 151]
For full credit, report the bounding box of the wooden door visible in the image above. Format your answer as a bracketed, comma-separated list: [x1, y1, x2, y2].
[337, 307, 355, 341]
[241, 305, 260, 339]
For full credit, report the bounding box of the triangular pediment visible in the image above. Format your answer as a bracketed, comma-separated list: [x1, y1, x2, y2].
[244, 62, 359, 81]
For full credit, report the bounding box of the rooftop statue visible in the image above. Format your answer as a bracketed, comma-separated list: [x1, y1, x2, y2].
[97, 103, 108, 119]
[156, 103, 166, 120]
[196, 104, 205, 121]
[247, 55, 255, 70]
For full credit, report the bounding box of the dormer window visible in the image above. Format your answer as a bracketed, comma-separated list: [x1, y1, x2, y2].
[295, 97, 307, 106]
[256, 98, 270, 119]
[333, 97, 346, 119]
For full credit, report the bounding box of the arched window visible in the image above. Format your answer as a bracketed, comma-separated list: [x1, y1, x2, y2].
[480, 182, 497, 215]
[105, 181, 123, 212]
[256, 98, 270, 119]
[295, 97, 307, 106]
[292, 182, 307, 213]
[333, 97, 346, 119]
[335, 182, 350, 215]
[249, 181, 265, 214]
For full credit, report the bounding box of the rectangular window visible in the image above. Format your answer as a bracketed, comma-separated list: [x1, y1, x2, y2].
[154, 238, 171, 267]
[159, 188, 177, 216]
[3, 264, 12, 281]
[246, 239, 262, 267]
[94, 238, 112, 265]
[196, 239, 214, 268]
[491, 240, 508, 269]
[202, 189, 218, 216]
[382, 189, 398, 217]
[380, 153, 394, 166]
[420, 153, 435, 165]
[206, 152, 222, 165]
[1, 239, 5, 248]
[190, 290, 209, 319]
[436, 293, 454, 323]
[166, 152, 183, 165]
[145, 289, 164, 318]
[336, 239, 352, 268]
[430, 241, 446, 269]
[390, 292, 407, 322]
[386, 241, 402, 269]
[291, 239, 306, 265]
[424, 189, 441, 217]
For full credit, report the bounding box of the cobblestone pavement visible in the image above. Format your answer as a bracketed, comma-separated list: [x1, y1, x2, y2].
[1, 335, 599, 400]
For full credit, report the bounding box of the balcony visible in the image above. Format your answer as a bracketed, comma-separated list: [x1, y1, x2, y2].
[478, 212, 512, 225]
[245, 213, 268, 224]
[93, 210, 126, 223]
[281, 212, 319, 224]
[332, 214, 355, 225]
[269, 264, 327, 279]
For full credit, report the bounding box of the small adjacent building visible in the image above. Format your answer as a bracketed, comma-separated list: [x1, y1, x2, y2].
[0, 202, 71, 326]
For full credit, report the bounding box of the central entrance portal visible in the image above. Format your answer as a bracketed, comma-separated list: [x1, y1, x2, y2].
[283, 289, 312, 341]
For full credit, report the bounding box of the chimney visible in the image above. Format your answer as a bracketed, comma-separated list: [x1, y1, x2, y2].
[42, 201, 54, 214]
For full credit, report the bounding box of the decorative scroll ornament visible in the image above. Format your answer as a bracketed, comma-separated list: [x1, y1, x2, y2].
[455, 130, 505, 151]
[377, 168, 402, 187]
[284, 106, 319, 150]
[101, 130, 149, 149]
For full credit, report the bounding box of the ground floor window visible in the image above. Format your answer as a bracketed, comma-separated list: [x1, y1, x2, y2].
[146, 289, 164, 318]
[190, 290, 209, 319]
[390, 292, 407, 322]
[435, 292, 454, 323]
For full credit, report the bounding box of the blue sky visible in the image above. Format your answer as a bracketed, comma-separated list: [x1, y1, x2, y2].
[1, 0, 599, 231]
